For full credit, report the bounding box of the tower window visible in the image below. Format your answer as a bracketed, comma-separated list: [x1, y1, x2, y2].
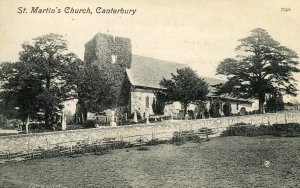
[112, 55, 117, 64]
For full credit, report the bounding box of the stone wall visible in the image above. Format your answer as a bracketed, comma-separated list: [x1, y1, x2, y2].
[0, 113, 299, 153]
[130, 91, 156, 117]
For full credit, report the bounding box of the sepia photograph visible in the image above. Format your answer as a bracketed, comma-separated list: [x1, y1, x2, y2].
[0, 0, 299, 187]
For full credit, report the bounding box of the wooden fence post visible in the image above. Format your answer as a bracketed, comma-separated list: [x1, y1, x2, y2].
[285, 115, 287, 124]
[86, 137, 90, 145]
[7, 150, 10, 160]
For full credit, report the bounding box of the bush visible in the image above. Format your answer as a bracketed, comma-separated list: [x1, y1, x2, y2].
[171, 130, 198, 145]
[40, 148, 60, 158]
[266, 94, 284, 113]
[221, 123, 300, 137]
[152, 98, 165, 115]
[23, 123, 52, 133]
[83, 120, 96, 128]
[221, 125, 263, 137]
[136, 146, 149, 151]
[223, 101, 232, 116]
[171, 132, 187, 145]
[272, 123, 300, 137]
[146, 138, 167, 146]
[209, 99, 221, 118]
[94, 147, 111, 156]
[203, 110, 209, 118]
[113, 141, 129, 149]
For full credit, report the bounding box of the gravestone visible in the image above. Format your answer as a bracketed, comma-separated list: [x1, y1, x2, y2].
[133, 111, 138, 123]
[240, 107, 246, 116]
[110, 110, 117, 127]
[25, 116, 29, 134]
[145, 110, 150, 124]
[61, 112, 67, 130]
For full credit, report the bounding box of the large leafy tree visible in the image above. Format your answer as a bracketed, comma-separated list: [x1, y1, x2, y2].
[0, 34, 82, 127]
[216, 28, 299, 113]
[0, 62, 44, 122]
[155, 67, 209, 115]
[74, 61, 130, 122]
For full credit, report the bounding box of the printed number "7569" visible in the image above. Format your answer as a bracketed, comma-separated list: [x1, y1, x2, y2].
[281, 8, 291, 12]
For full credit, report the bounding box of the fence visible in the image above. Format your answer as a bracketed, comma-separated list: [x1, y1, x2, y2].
[0, 112, 299, 162]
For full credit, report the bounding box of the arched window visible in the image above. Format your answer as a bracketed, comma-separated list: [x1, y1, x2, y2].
[146, 96, 150, 108]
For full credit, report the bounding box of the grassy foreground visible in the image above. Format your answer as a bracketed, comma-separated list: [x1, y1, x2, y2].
[0, 136, 299, 188]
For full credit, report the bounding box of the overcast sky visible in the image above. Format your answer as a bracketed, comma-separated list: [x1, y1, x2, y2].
[0, 0, 300, 101]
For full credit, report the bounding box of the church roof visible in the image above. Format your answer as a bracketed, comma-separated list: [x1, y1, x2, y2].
[126, 55, 254, 103]
[126, 55, 225, 90]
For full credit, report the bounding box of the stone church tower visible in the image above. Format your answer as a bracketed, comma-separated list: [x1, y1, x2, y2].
[84, 33, 132, 68]
[75, 33, 132, 123]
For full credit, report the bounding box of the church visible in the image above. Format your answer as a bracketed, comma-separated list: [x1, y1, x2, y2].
[76, 33, 257, 122]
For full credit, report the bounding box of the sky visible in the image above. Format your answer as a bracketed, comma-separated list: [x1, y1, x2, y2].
[0, 0, 300, 102]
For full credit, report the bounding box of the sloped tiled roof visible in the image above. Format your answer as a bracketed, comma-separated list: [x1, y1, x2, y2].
[126, 55, 225, 90]
[126, 55, 186, 89]
[126, 55, 254, 103]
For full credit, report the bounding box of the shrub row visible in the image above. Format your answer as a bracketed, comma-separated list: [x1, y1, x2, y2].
[221, 123, 300, 137]
[171, 129, 211, 145]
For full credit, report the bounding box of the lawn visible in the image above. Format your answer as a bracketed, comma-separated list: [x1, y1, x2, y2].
[0, 136, 299, 187]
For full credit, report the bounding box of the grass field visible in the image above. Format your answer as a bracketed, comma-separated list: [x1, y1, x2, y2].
[0, 136, 299, 188]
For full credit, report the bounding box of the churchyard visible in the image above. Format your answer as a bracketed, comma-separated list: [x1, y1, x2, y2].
[0, 21, 299, 188]
[0, 111, 299, 187]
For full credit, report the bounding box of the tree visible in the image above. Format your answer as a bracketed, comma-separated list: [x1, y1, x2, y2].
[216, 28, 299, 113]
[194, 101, 207, 119]
[0, 34, 82, 127]
[152, 97, 165, 115]
[155, 67, 209, 115]
[223, 101, 232, 116]
[265, 93, 284, 113]
[0, 62, 45, 122]
[209, 98, 221, 118]
[74, 61, 129, 122]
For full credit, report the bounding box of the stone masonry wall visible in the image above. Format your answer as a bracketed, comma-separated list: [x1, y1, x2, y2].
[0, 113, 299, 153]
[84, 33, 132, 69]
[131, 91, 156, 117]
